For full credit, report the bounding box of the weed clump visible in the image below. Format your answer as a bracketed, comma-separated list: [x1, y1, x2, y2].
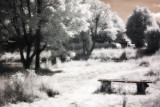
[40, 84, 59, 97]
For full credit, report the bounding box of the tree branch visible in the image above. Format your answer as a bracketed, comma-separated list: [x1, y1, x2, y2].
[19, 0, 30, 46]
[40, 43, 46, 52]
[0, 18, 11, 34]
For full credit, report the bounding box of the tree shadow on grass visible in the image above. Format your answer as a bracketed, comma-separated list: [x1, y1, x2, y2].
[36, 68, 63, 76]
[0, 61, 24, 76]
[94, 88, 147, 95]
[136, 48, 158, 58]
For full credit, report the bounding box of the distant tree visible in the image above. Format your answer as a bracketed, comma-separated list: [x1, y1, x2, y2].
[112, 13, 126, 33]
[115, 31, 131, 48]
[66, 0, 126, 59]
[81, 0, 117, 59]
[112, 13, 131, 48]
[126, 7, 157, 48]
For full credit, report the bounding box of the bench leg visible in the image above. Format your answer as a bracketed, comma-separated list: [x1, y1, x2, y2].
[100, 81, 112, 94]
[136, 82, 149, 95]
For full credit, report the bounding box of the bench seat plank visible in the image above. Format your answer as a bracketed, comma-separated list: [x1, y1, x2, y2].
[98, 79, 153, 83]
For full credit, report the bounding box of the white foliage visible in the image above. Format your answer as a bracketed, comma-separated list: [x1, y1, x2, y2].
[86, 0, 112, 30]
[42, 0, 91, 48]
[85, 0, 125, 41]
[111, 13, 126, 32]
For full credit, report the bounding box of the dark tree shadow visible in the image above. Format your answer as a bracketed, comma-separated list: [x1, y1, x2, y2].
[0, 61, 24, 76]
[36, 69, 63, 76]
[94, 87, 136, 95]
[0, 61, 63, 76]
[136, 48, 158, 58]
[94, 87, 150, 95]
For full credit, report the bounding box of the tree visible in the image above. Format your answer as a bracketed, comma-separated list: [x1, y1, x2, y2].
[0, 0, 90, 70]
[126, 7, 158, 48]
[42, 0, 91, 60]
[145, 26, 160, 53]
[110, 12, 130, 48]
[78, 0, 126, 59]
[0, 0, 41, 69]
[112, 13, 126, 33]
[80, 0, 115, 59]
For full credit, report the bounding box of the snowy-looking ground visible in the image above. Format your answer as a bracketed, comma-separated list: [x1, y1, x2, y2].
[7, 55, 160, 107]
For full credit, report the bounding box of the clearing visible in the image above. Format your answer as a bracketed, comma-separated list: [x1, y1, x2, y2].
[7, 57, 160, 107]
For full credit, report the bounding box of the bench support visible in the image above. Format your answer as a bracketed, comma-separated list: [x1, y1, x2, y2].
[99, 81, 112, 94]
[136, 82, 149, 94]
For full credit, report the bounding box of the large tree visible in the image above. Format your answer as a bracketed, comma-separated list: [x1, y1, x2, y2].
[41, 0, 91, 62]
[0, 0, 90, 70]
[80, 0, 113, 59]
[0, 0, 42, 69]
[80, 0, 126, 59]
[126, 7, 157, 48]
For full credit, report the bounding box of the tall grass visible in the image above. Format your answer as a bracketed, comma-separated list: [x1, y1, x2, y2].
[90, 48, 137, 61]
[138, 50, 160, 79]
[0, 70, 59, 106]
[0, 52, 20, 62]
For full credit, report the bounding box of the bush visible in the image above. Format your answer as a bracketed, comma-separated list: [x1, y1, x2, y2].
[90, 48, 137, 61]
[119, 52, 127, 61]
[39, 84, 59, 97]
[0, 70, 59, 106]
[126, 7, 157, 48]
[145, 28, 160, 52]
[0, 72, 37, 106]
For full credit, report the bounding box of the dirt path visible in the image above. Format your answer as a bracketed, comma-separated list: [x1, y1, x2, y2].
[8, 60, 153, 107]
[44, 60, 150, 107]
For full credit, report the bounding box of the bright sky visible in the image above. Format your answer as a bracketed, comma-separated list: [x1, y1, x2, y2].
[101, 0, 160, 22]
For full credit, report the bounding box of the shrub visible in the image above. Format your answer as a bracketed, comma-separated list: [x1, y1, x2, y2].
[90, 48, 136, 61]
[126, 7, 157, 48]
[41, 57, 47, 63]
[139, 61, 149, 67]
[3, 81, 37, 104]
[39, 84, 59, 97]
[0, 70, 59, 106]
[119, 52, 127, 61]
[145, 27, 160, 52]
[0, 72, 37, 106]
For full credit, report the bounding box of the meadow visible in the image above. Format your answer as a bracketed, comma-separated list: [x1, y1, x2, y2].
[0, 48, 160, 107]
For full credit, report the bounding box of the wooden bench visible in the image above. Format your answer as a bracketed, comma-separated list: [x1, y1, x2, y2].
[98, 79, 153, 94]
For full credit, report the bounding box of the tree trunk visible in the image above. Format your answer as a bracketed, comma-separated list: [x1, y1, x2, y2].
[82, 40, 86, 55]
[35, 0, 42, 71]
[35, 29, 41, 71]
[85, 41, 95, 60]
[35, 50, 40, 71]
[19, 44, 35, 69]
[24, 58, 32, 69]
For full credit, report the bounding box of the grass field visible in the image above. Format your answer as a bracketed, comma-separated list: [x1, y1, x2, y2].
[0, 48, 160, 107]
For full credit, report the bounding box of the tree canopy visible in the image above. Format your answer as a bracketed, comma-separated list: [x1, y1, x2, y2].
[126, 7, 158, 48]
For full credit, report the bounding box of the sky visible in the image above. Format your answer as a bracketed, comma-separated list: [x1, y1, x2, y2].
[101, 0, 160, 22]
